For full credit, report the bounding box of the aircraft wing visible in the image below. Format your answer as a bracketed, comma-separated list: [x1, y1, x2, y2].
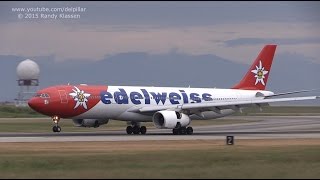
[265, 89, 319, 98]
[132, 96, 319, 114]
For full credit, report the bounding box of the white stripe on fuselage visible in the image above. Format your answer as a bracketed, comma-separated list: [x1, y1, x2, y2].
[73, 86, 274, 121]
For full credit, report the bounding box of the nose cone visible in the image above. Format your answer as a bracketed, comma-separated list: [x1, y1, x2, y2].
[28, 97, 42, 112]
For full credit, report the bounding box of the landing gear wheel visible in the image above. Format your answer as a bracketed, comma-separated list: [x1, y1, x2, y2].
[186, 127, 193, 135]
[179, 127, 187, 135]
[133, 126, 140, 134]
[173, 128, 179, 135]
[140, 126, 147, 134]
[52, 126, 61, 132]
[172, 127, 193, 135]
[52, 126, 57, 132]
[126, 126, 133, 134]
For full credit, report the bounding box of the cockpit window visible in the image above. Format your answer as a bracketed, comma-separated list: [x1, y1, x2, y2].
[34, 94, 42, 97]
[34, 93, 50, 98]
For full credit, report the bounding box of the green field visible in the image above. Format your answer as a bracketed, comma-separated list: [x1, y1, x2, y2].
[0, 105, 45, 118]
[0, 140, 319, 179]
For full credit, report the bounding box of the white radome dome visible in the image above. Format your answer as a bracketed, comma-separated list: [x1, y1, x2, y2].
[16, 59, 40, 80]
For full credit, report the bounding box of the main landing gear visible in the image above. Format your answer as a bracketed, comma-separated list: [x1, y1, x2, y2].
[126, 122, 147, 135]
[172, 126, 193, 135]
[52, 115, 61, 132]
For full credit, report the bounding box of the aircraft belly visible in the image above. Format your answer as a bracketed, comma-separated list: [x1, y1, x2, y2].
[116, 112, 152, 122]
[72, 101, 131, 119]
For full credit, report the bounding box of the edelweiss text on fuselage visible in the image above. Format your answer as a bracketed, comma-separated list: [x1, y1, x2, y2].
[100, 88, 213, 105]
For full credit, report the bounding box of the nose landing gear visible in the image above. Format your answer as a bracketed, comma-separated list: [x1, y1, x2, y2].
[52, 115, 61, 132]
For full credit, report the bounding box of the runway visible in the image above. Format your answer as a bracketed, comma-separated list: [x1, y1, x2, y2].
[0, 116, 319, 142]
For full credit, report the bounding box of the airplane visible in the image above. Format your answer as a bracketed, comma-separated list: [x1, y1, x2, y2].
[28, 44, 319, 135]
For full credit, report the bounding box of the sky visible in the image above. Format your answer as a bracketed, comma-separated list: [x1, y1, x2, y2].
[0, 1, 319, 105]
[1, 1, 320, 63]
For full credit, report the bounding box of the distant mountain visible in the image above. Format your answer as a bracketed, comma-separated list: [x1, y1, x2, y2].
[0, 52, 319, 105]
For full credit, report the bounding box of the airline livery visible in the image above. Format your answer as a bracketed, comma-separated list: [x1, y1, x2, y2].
[28, 45, 319, 135]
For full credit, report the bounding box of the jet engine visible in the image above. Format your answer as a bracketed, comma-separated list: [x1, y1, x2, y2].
[152, 110, 191, 129]
[72, 119, 109, 128]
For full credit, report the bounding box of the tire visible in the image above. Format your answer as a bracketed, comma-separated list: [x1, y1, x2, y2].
[180, 127, 187, 135]
[52, 126, 57, 132]
[186, 127, 193, 135]
[56, 126, 61, 132]
[133, 126, 140, 134]
[140, 126, 147, 134]
[172, 128, 179, 135]
[126, 126, 133, 134]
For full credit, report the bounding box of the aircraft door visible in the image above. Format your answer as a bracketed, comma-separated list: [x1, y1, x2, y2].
[58, 90, 68, 104]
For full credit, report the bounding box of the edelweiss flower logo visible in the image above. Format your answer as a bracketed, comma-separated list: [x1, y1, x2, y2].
[251, 60, 268, 85]
[69, 86, 91, 109]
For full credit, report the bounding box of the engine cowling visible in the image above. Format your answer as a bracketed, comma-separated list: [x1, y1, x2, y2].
[152, 110, 191, 129]
[72, 119, 109, 128]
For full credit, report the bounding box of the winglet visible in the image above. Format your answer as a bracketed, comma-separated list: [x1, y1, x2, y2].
[232, 45, 277, 90]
